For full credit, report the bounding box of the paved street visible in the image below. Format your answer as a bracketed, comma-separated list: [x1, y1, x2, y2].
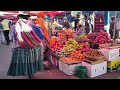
[0, 43, 78, 79]
[0, 42, 120, 79]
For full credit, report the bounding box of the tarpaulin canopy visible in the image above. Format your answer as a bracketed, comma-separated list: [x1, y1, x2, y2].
[0, 11, 66, 20]
[45, 11, 66, 16]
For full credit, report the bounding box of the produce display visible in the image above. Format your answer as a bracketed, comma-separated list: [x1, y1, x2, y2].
[88, 30, 112, 44]
[61, 57, 77, 64]
[60, 43, 91, 64]
[55, 49, 70, 57]
[85, 49, 105, 61]
[80, 43, 91, 52]
[63, 38, 79, 52]
[68, 49, 85, 62]
[93, 30, 112, 44]
[50, 29, 111, 66]
[77, 34, 88, 43]
[50, 37, 59, 45]
[50, 37, 63, 51]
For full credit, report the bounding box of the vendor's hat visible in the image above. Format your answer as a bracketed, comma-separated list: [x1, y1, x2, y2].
[18, 11, 30, 15]
[36, 12, 46, 18]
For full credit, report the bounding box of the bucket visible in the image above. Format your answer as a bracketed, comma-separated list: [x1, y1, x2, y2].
[76, 66, 87, 78]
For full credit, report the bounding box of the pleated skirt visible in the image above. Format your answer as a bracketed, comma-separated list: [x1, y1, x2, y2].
[7, 45, 44, 76]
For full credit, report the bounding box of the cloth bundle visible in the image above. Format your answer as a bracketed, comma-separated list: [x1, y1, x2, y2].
[14, 19, 44, 48]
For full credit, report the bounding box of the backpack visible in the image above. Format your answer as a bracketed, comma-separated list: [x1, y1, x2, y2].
[14, 19, 44, 48]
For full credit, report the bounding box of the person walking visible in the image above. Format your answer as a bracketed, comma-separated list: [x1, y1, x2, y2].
[35, 12, 49, 62]
[1, 18, 11, 45]
[114, 18, 120, 41]
[7, 11, 44, 79]
[84, 15, 90, 35]
[109, 16, 115, 39]
[0, 19, 4, 44]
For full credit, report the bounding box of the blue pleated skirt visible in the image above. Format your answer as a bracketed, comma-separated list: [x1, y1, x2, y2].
[7, 45, 44, 76]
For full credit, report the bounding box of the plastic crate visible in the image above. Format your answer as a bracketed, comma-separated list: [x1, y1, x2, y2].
[107, 58, 120, 72]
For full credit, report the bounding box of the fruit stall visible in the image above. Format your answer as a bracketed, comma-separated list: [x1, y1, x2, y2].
[48, 27, 120, 78]
[47, 11, 120, 78]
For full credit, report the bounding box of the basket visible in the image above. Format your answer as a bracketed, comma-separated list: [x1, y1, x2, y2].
[85, 55, 105, 61]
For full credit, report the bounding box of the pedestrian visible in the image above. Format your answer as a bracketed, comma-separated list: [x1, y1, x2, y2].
[114, 18, 120, 41]
[1, 18, 11, 45]
[10, 21, 16, 43]
[35, 12, 49, 61]
[0, 19, 4, 44]
[7, 11, 44, 79]
[67, 14, 73, 23]
[73, 14, 80, 30]
[58, 18, 63, 25]
[84, 15, 90, 35]
[62, 17, 70, 29]
[109, 16, 115, 39]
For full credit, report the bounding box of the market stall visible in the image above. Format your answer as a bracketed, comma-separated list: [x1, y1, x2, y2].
[1, 11, 120, 79]
[48, 11, 120, 78]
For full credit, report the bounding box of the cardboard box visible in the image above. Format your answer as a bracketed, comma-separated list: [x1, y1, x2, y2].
[82, 61, 107, 78]
[99, 43, 120, 61]
[107, 58, 120, 72]
[59, 60, 82, 75]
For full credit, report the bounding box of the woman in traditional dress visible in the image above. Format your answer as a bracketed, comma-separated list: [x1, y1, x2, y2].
[7, 11, 44, 79]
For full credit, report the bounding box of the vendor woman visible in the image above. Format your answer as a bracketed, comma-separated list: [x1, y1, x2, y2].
[76, 23, 85, 35]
